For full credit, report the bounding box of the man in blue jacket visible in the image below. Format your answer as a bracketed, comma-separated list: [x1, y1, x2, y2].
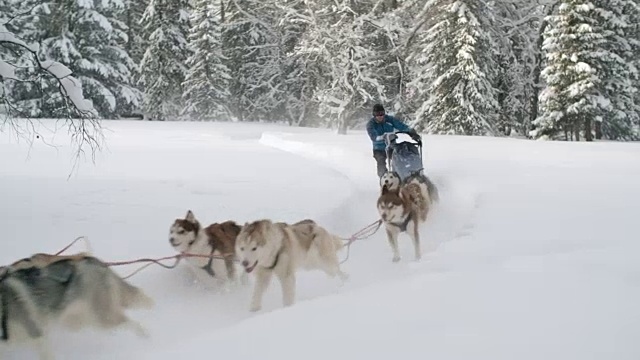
[366, 104, 419, 178]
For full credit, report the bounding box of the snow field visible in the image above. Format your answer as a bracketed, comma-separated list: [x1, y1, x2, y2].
[0, 119, 639, 360]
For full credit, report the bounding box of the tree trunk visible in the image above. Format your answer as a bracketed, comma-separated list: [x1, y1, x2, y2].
[338, 118, 347, 135]
[337, 115, 348, 135]
[530, 2, 560, 135]
[585, 117, 593, 141]
[595, 121, 602, 139]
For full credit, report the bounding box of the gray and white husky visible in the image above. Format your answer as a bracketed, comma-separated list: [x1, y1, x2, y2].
[0, 252, 154, 360]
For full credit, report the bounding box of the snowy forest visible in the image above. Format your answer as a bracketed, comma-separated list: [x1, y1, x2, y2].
[1, 0, 640, 141]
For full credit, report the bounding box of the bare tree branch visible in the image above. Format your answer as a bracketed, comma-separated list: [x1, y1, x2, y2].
[1, 23, 104, 177]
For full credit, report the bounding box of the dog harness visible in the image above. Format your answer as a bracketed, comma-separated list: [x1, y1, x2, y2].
[389, 212, 413, 232]
[1, 293, 7, 341]
[266, 248, 283, 270]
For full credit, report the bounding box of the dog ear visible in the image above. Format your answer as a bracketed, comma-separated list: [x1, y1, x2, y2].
[186, 210, 196, 222]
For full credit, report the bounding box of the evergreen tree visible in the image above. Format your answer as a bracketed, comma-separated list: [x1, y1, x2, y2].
[139, 0, 191, 120]
[594, 0, 640, 140]
[271, 0, 314, 126]
[182, 0, 231, 121]
[533, 0, 639, 141]
[626, 0, 640, 137]
[222, 0, 282, 122]
[122, 0, 149, 115]
[492, 0, 540, 137]
[408, 0, 499, 136]
[73, 0, 141, 118]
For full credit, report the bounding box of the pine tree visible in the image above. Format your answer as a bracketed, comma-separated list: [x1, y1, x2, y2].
[73, 0, 141, 118]
[408, 0, 499, 136]
[492, 0, 540, 137]
[139, 0, 191, 120]
[271, 0, 314, 126]
[182, 0, 231, 121]
[533, 0, 639, 141]
[530, 1, 560, 136]
[122, 0, 149, 116]
[593, 0, 640, 140]
[627, 0, 640, 138]
[623, 0, 640, 137]
[222, 0, 283, 122]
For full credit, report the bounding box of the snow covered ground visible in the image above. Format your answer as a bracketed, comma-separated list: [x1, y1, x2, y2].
[1, 119, 639, 360]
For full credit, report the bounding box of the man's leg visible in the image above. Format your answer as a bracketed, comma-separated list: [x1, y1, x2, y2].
[373, 150, 388, 178]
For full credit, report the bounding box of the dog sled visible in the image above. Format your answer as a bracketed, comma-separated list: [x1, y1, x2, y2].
[383, 130, 424, 182]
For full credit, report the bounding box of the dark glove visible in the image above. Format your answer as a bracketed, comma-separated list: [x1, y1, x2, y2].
[408, 130, 420, 141]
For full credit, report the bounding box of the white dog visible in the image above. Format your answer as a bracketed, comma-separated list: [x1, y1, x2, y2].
[235, 219, 348, 312]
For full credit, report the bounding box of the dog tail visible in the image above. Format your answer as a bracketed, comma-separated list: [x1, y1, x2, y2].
[404, 183, 428, 209]
[119, 278, 155, 309]
[332, 235, 345, 251]
[426, 177, 440, 203]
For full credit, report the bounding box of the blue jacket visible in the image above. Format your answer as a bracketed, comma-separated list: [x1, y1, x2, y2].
[366, 115, 411, 150]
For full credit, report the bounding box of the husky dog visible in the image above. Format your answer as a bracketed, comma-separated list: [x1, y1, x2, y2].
[377, 174, 435, 262]
[235, 219, 348, 312]
[403, 172, 439, 204]
[380, 170, 439, 203]
[379, 171, 401, 191]
[0, 252, 154, 360]
[169, 210, 245, 287]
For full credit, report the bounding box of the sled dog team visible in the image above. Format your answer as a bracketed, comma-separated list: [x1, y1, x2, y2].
[0, 170, 438, 360]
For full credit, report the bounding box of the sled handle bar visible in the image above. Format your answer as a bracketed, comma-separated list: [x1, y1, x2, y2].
[393, 130, 422, 146]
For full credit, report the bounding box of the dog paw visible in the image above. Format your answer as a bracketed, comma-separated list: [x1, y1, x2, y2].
[392, 256, 401, 263]
[249, 304, 262, 312]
